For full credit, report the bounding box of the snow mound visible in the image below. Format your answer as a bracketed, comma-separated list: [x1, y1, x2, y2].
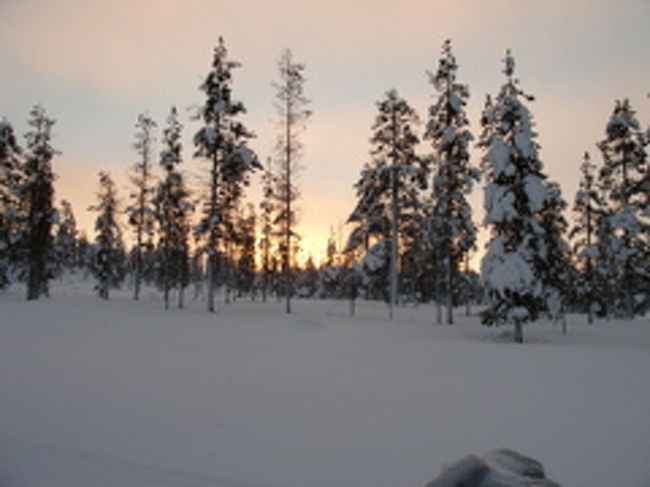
[426, 449, 559, 486]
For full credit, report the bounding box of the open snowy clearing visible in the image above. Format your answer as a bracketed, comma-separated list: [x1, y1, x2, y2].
[1, 281, 649, 487]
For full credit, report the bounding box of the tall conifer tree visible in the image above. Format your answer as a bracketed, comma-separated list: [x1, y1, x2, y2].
[425, 39, 479, 324]
[127, 113, 157, 301]
[154, 106, 193, 309]
[194, 38, 260, 312]
[272, 49, 311, 314]
[18, 105, 58, 300]
[479, 51, 550, 343]
[596, 99, 648, 317]
[570, 152, 601, 323]
[90, 172, 124, 299]
[347, 90, 425, 318]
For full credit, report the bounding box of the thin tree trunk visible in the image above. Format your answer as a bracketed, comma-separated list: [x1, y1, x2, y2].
[435, 263, 442, 324]
[465, 254, 471, 317]
[207, 147, 219, 313]
[446, 255, 453, 325]
[207, 256, 215, 312]
[178, 285, 185, 309]
[514, 321, 523, 344]
[133, 229, 142, 301]
[389, 171, 398, 321]
[285, 95, 292, 315]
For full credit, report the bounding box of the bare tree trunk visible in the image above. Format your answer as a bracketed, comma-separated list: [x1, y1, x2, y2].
[514, 321, 524, 344]
[464, 254, 471, 317]
[285, 97, 293, 315]
[446, 255, 453, 325]
[133, 232, 141, 301]
[178, 285, 185, 309]
[435, 266, 443, 324]
[207, 149, 219, 313]
[207, 255, 215, 313]
[389, 171, 398, 321]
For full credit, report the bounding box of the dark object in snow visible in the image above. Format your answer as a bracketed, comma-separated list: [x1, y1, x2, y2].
[426, 449, 560, 486]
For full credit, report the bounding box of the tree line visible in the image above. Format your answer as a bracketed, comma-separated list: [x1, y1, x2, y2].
[0, 39, 647, 341]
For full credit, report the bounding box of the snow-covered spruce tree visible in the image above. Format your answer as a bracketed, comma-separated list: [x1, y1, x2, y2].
[272, 48, 311, 314]
[0, 119, 22, 289]
[154, 106, 193, 309]
[569, 152, 602, 323]
[596, 99, 648, 317]
[90, 172, 125, 299]
[126, 113, 157, 301]
[346, 89, 425, 318]
[346, 161, 390, 301]
[194, 37, 260, 313]
[425, 39, 480, 324]
[17, 105, 59, 300]
[478, 51, 551, 343]
[54, 200, 79, 275]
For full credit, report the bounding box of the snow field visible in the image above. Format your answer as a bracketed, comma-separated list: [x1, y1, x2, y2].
[1, 284, 649, 487]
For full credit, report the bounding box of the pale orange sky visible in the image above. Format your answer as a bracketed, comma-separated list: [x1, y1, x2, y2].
[1, 0, 648, 265]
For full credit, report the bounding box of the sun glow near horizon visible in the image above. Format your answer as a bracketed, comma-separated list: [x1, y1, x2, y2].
[2, 0, 649, 276]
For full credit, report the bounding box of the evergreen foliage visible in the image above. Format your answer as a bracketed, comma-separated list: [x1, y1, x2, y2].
[537, 180, 571, 323]
[347, 89, 425, 317]
[126, 113, 157, 300]
[569, 152, 601, 322]
[17, 105, 59, 300]
[154, 106, 193, 309]
[193, 37, 260, 312]
[0, 119, 22, 289]
[54, 199, 79, 274]
[234, 203, 256, 299]
[272, 48, 311, 314]
[259, 165, 277, 302]
[90, 172, 125, 299]
[478, 51, 553, 342]
[424, 40, 479, 324]
[596, 99, 648, 317]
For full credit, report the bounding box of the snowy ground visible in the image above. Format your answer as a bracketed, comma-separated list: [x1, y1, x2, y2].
[1, 278, 649, 487]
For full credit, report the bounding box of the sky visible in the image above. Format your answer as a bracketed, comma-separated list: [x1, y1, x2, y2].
[1, 0, 648, 265]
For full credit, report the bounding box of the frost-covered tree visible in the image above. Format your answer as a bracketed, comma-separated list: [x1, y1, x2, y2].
[347, 90, 425, 318]
[16, 105, 59, 300]
[570, 152, 601, 323]
[272, 48, 311, 314]
[154, 107, 193, 309]
[194, 37, 260, 312]
[54, 200, 79, 275]
[424, 39, 480, 324]
[126, 113, 157, 301]
[0, 119, 22, 289]
[478, 51, 551, 343]
[90, 172, 125, 299]
[596, 99, 648, 317]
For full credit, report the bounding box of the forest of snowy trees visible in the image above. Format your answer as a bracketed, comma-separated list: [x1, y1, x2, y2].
[0, 39, 647, 342]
